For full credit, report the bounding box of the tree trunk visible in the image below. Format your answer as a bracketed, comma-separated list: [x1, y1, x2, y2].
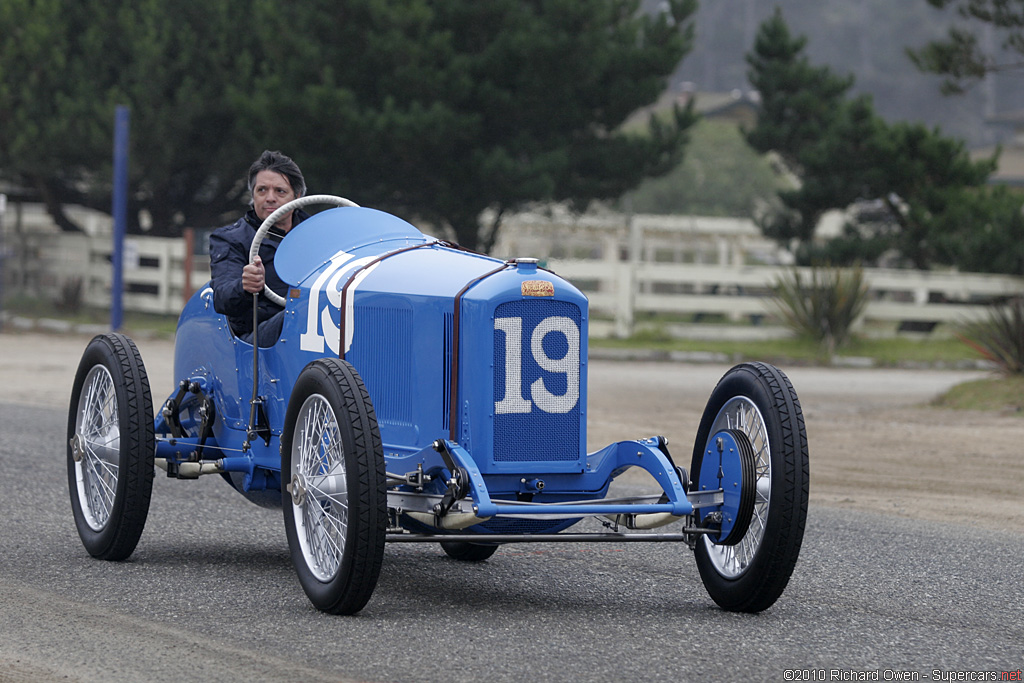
[31, 176, 84, 234]
[477, 206, 505, 256]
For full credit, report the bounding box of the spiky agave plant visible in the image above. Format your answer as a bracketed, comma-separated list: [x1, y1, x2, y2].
[958, 296, 1024, 376]
[771, 265, 870, 356]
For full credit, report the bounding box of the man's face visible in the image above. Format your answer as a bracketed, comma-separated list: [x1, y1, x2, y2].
[252, 170, 296, 223]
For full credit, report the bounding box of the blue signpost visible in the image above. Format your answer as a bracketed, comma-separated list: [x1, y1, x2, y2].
[111, 105, 130, 331]
[0, 192, 6, 331]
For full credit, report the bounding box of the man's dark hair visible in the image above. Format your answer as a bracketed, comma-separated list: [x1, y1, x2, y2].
[247, 150, 306, 200]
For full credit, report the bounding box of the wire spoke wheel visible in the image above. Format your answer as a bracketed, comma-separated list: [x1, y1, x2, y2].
[67, 334, 154, 561]
[282, 359, 386, 614]
[690, 362, 808, 613]
[75, 365, 121, 531]
[293, 394, 349, 582]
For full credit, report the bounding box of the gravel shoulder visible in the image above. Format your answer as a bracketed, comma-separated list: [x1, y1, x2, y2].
[5, 330, 1022, 532]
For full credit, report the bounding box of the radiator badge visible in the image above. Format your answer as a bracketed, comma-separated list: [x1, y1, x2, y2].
[522, 280, 554, 297]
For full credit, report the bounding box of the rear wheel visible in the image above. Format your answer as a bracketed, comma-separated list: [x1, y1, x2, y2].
[282, 359, 386, 614]
[67, 334, 155, 561]
[690, 362, 808, 612]
[440, 541, 499, 562]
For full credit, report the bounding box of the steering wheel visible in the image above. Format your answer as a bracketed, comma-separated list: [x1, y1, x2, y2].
[248, 194, 359, 306]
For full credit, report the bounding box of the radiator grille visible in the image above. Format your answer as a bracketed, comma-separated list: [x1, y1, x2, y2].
[351, 304, 413, 427]
[493, 300, 581, 463]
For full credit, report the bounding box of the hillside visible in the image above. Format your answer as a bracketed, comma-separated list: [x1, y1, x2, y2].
[657, 0, 1023, 149]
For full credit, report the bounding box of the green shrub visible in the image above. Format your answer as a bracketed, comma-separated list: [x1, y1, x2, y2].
[771, 265, 869, 356]
[958, 296, 1024, 375]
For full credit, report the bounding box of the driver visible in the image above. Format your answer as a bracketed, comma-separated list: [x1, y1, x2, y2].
[209, 150, 310, 347]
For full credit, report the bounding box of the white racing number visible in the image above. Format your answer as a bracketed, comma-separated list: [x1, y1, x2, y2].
[299, 251, 379, 355]
[494, 315, 580, 415]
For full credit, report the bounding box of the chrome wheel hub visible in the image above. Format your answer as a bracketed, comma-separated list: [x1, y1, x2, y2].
[290, 472, 307, 506]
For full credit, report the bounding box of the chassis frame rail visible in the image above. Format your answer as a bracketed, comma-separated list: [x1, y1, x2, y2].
[385, 530, 716, 543]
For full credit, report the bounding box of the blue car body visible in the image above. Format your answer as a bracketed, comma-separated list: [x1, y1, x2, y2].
[70, 200, 806, 614]
[156, 206, 701, 531]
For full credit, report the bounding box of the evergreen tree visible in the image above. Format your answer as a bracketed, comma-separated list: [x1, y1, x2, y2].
[745, 9, 854, 171]
[746, 9, 1008, 271]
[0, 0, 698, 251]
[0, 0, 255, 234]
[242, 0, 698, 251]
[907, 0, 1024, 94]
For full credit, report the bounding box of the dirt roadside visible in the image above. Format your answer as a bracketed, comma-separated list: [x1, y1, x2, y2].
[4, 330, 1022, 532]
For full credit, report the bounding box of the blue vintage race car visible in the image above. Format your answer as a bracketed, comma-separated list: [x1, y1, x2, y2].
[67, 196, 809, 615]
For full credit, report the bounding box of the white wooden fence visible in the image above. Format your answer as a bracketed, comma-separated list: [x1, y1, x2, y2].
[4, 229, 210, 315]
[545, 259, 1024, 338]
[5, 207, 1023, 338]
[491, 210, 1024, 338]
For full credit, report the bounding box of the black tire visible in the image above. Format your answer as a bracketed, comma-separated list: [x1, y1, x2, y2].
[690, 362, 808, 613]
[281, 358, 386, 614]
[67, 333, 155, 561]
[440, 541, 499, 562]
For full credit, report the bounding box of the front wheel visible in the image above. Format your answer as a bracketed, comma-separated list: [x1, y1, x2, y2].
[690, 362, 808, 612]
[67, 333, 155, 561]
[281, 358, 386, 614]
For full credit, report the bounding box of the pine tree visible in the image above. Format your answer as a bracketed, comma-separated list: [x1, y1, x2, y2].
[907, 0, 1024, 94]
[0, 0, 698, 251]
[746, 8, 1007, 271]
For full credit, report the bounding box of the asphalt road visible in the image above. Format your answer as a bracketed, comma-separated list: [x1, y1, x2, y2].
[1, 399, 1022, 682]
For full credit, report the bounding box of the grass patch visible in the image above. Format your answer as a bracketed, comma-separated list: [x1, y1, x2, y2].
[839, 336, 982, 366]
[932, 376, 1024, 415]
[591, 332, 984, 367]
[119, 311, 179, 338]
[594, 333, 825, 363]
[4, 295, 179, 338]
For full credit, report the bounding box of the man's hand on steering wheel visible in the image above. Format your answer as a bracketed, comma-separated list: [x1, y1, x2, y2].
[242, 256, 266, 294]
[248, 195, 359, 306]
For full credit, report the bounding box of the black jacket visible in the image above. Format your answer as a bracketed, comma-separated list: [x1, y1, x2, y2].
[209, 208, 309, 338]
